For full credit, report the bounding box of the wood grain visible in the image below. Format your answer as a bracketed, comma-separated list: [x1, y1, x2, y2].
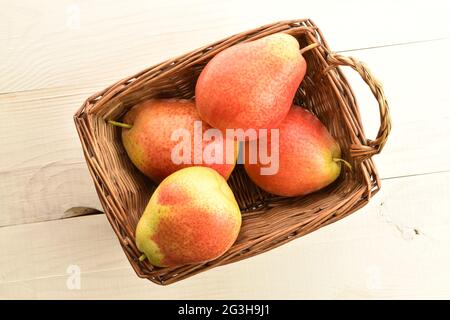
[1, 171, 449, 299]
[1, 0, 449, 94]
[0, 86, 103, 226]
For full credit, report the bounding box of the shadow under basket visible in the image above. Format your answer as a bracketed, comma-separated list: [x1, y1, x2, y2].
[74, 18, 391, 285]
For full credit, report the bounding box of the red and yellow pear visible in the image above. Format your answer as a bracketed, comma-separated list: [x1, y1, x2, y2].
[195, 33, 312, 133]
[244, 106, 349, 197]
[112, 99, 238, 183]
[136, 166, 242, 267]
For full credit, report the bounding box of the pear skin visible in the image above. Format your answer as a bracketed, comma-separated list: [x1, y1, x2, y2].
[195, 33, 306, 133]
[119, 99, 238, 183]
[244, 106, 345, 197]
[136, 166, 242, 267]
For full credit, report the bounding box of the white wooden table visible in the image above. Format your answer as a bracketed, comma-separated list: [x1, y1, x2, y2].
[1, 0, 450, 299]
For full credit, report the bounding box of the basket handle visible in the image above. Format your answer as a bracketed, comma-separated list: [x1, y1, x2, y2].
[327, 53, 391, 160]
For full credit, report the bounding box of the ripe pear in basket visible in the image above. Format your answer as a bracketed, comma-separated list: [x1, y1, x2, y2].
[196, 33, 318, 133]
[136, 166, 242, 267]
[109, 99, 238, 183]
[244, 106, 352, 197]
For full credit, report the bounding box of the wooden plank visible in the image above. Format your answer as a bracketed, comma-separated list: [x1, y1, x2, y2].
[0, 86, 97, 170]
[1, 171, 449, 299]
[1, 0, 449, 94]
[0, 86, 102, 226]
[0, 39, 449, 227]
[342, 39, 450, 130]
[0, 162, 101, 226]
[339, 39, 450, 179]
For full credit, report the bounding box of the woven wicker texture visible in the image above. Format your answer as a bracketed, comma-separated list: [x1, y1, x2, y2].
[74, 19, 391, 285]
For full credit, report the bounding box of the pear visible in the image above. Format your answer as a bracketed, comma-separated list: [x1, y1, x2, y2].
[110, 99, 238, 183]
[196, 33, 313, 133]
[244, 106, 350, 197]
[136, 166, 241, 267]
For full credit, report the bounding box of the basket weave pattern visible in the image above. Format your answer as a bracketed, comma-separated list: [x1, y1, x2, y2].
[74, 19, 390, 285]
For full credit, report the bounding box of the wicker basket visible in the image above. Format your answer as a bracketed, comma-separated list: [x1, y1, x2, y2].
[74, 19, 391, 285]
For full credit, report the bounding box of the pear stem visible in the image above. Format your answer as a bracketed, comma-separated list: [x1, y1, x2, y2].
[333, 158, 352, 171]
[299, 42, 320, 55]
[138, 254, 147, 262]
[108, 120, 132, 129]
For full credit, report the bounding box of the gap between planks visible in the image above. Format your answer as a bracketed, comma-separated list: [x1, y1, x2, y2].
[4, 167, 447, 228]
